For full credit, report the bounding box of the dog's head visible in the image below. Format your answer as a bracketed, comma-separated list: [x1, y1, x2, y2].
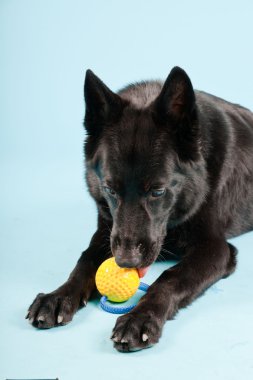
[84, 67, 207, 271]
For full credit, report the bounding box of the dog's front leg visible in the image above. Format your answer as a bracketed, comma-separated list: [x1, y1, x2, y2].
[27, 216, 111, 328]
[112, 238, 237, 352]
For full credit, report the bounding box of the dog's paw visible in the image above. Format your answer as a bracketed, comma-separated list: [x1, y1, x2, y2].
[111, 311, 163, 352]
[26, 291, 82, 329]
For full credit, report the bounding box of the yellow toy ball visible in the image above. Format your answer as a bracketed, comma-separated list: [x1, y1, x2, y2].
[95, 257, 140, 302]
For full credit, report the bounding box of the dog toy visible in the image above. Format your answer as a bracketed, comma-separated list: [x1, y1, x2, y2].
[95, 257, 149, 314]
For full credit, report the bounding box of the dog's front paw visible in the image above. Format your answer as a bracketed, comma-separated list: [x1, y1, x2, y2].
[26, 290, 82, 329]
[111, 311, 163, 352]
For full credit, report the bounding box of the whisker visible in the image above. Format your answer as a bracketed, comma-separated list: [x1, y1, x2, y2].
[157, 252, 166, 262]
[160, 247, 178, 258]
[103, 220, 112, 236]
[105, 249, 112, 259]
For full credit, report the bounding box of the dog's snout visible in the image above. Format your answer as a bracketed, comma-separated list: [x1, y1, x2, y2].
[111, 233, 143, 267]
[111, 232, 158, 268]
[113, 235, 155, 251]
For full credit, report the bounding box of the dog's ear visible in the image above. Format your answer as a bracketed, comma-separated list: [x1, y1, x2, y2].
[155, 66, 195, 121]
[155, 67, 200, 161]
[84, 70, 123, 135]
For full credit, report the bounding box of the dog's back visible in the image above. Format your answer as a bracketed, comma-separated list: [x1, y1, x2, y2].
[196, 91, 253, 237]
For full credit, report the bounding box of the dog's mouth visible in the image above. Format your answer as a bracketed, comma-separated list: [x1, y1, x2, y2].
[136, 239, 165, 277]
[112, 236, 165, 278]
[115, 242, 164, 278]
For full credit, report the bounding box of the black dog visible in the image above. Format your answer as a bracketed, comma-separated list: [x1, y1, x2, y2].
[27, 67, 253, 352]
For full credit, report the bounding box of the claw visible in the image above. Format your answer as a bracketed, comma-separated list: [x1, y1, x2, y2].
[37, 315, 45, 322]
[25, 311, 30, 319]
[142, 333, 149, 342]
[29, 317, 34, 324]
[57, 315, 63, 324]
[112, 335, 120, 343]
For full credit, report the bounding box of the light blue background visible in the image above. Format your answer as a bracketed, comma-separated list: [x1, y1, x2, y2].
[1, 1, 253, 379]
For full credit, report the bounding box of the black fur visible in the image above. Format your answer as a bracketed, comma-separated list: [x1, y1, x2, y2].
[27, 67, 253, 352]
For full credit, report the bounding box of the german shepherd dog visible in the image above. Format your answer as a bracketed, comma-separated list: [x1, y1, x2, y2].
[27, 67, 253, 352]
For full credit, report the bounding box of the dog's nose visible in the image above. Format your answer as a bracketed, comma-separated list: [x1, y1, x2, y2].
[114, 254, 140, 268]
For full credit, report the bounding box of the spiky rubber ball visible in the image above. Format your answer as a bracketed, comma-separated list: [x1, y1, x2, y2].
[95, 257, 140, 302]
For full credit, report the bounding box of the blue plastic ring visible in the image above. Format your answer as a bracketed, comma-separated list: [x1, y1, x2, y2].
[99, 282, 150, 314]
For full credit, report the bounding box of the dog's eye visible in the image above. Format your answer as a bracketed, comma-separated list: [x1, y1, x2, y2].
[103, 186, 116, 196]
[151, 188, 166, 198]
